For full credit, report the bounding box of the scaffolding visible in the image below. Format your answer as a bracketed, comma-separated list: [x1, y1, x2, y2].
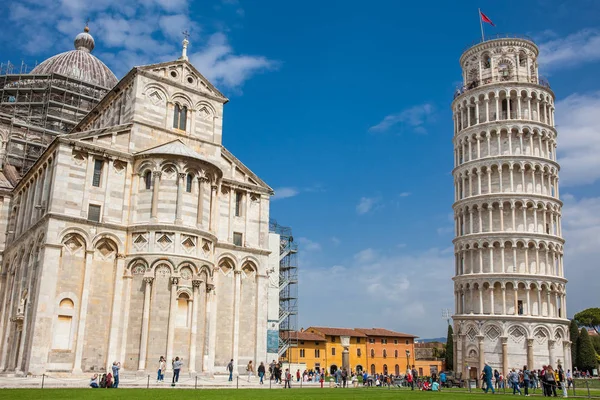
[0, 65, 110, 175]
[269, 218, 299, 358]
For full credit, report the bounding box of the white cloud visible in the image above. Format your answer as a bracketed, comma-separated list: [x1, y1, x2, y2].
[436, 227, 453, 235]
[297, 237, 321, 252]
[272, 187, 299, 201]
[356, 196, 380, 215]
[299, 247, 454, 337]
[555, 91, 600, 186]
[7, 0, 275, 90]
[369, 103, 434, 134]
[399, 192, 411, 197]
[331, 237, 341, 246]
[539, 28, 600, 70]
[561, 195, 600, 317]
[190, 33, 278, 90]
[354, 248, 377, 263]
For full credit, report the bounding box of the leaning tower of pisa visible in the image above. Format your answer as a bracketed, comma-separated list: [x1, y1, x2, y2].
[451, 35, 570, 380]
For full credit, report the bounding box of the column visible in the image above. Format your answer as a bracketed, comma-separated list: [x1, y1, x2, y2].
[500, 245, 505, 273]
[487, 170, 492, 193]
[478, 336, 485, 387]
[501, 337, 508, 376]
[526, 289, 531, 316]
[118, 273, 133, 364]
[73, 250, 93, 374]
[189, 280, 201, 373]
[490, 287, 495, 315]
[511, 204, 516, 231]
[499, 206, 504, 231]
[102, 158, 113, 221]
[537, 289, 542, 316]
[206, 284, 217, 372]
[495, 97, 499, 121]
[513, 247, 517, 273]
[150, 171, 161, 221]
[479, 288, 483, 314]
[499, 169, 504, 192]
[175, 173, 185, 224]
[485, 99, 489, 123]
[106, 254, 126, 370]
[479, 248, 483, 273]
[196, 178, 205, 228]
[138, 277, 153, 370]
[546, 291, 552, 317]
[489, 246, 494, 272]
[475, 102, 480, 124]
[232, 271, 242, 372]
[488, 206, 493, 232]
[524, 247, 529, 274]
[527, 339, 534, 369]
[209, 183, 218, 233]
[517, 96, 522, 119]
[502, 287, 507, 315]
[166, 277, 179, 369]
[477, 170, 482, 195]
[508, 132, 513, 155]
[562, 295, 567, 318]
[478, 208, 483, 232]
[555, 292, 561, 317]
[514, 288, 519, 316]
[548, 340, 555, 367]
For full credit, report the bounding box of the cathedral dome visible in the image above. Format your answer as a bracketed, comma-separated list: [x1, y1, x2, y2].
[30, 26, 118, 88]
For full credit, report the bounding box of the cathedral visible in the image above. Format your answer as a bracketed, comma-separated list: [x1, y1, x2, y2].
[0, 27, 278, 375]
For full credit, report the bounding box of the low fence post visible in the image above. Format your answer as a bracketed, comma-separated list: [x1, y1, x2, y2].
[41, 374, 45, 389]
[195, 376, 198, 389]
[585, 379, 591, 399]
[270, 376, 272, 389]
[147, 374, 150, 389]
[237, 375, 239, 389]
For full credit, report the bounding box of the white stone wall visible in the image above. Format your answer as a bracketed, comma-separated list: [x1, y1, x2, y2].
[451, 38, 570, 380]
[0, 58, 273, 376]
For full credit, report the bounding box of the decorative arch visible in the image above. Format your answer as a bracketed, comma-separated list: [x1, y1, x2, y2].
[150, 258, 175, 274]
[58, 227, 91, 249]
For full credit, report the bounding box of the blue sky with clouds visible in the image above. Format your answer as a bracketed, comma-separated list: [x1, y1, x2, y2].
[1, 0, 599, 338]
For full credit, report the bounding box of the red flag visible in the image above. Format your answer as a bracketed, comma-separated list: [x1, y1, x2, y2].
[480, 11, 495, 26]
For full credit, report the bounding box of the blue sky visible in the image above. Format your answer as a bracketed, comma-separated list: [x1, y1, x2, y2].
[2, 0, 600, 338]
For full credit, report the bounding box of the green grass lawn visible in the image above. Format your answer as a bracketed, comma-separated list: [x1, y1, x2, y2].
[1, 388, 599, 400]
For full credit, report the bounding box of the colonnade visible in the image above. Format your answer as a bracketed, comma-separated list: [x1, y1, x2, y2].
[454, 129, 557, 166]
[455, 202, 561, 236]
[455, 162, 558, 201]
[453, 90, 554, 134]
[454, 282, 566, 319]
[454, 243, 564, 277]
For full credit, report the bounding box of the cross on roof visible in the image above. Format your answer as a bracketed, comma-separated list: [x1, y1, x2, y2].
[182, 30, 190, 40]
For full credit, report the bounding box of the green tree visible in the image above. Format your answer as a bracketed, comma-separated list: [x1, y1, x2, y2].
[576, 328, 598, 373]
[569, 319, 580, 369]
[591, 335, 600, 355]
[445, 324, 454, 371]
[574, 308, 600, 334]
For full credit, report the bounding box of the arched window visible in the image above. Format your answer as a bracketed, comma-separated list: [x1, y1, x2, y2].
[176, 293, 190, 327]
[144, 170, 152, 190]
[370, 364, 376, 374]
[52, 298, 75, 350]
[186, 174, 193, 193]
[383, 349, 387, 358]
[395, 364, 400, 375]
[395, 350, 398, 358]
[370, 349, 375, 358]
[173, 104, 187, 131]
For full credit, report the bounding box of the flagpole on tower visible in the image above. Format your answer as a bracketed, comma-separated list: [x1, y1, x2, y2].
[478, 8, 485, 42]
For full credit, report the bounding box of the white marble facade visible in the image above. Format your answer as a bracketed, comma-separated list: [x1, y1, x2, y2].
[451, 37, 570, 379]
[0, 52, 275, 375]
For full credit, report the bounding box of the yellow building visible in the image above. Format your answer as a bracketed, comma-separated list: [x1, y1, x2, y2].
[281, 326, 444, 377]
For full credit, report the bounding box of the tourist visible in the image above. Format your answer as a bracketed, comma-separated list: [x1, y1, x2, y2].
[112, 361, 120, 388]
[269, 360, 275, 380]
[296, 368, 301, 382]
[494, 369, 500, 389]
[482, 361, 495, 394]
[274, 363, 281, 383]
[567, 369, 573, 389]
[432, 380, 440, 391]
[284, 368, 292, 388]
[171, 357, 183, 386]
[258, 362, 266, 384]
[105, 372, 113, 388]
[440, 371, 447, 388]
[99, 373, 107, 388]
[557, 365, 567, 398]
[227, 359, 234, 382]
[509, 368, 522, 395]
[90, 373, 99, 388]
[247, 360, 254, 382]
[342, 368, 348, 388]
[407, 369, 414, 389]
[335, 368, 342, 386]
[522, 365, 530, 396]
[546, 366, 557, 397]
[411, 365, 418, 390]
[157, 356, 166, 382]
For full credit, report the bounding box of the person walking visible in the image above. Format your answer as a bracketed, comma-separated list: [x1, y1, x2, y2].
[157, 356, 166, 382]
[483, 362, 495, 394]
[545, 366, 557, 397]
[284, 368, 292, 388]
[247, 360, 254, 382]
[171, 357, 183, 386]
[227, 359, 234, 382]
[411, 366, 418, 390]
[112, 361, 120, 389]
[522, 365, 531, 396]
[509, 368, 522, 395]
[342, 368, 348, 388]
[558, 365, 567, 398]
[258, 362, 266, 385]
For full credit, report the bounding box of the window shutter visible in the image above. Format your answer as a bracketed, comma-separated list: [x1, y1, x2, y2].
[88, 204, 101, 222]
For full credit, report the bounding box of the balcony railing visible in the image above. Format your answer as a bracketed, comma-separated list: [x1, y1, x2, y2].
[462, 33, 536, 52]
[454, 75, 550, 99]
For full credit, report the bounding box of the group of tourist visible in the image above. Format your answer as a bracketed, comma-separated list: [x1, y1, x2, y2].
[482, 361, 571, 397]
[89, 361, 120, 388]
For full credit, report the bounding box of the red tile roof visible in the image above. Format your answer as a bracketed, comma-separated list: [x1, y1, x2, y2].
[307, 327, 367, 337]
[289, 331, 327, 342]
[354, 328, 418, 338]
